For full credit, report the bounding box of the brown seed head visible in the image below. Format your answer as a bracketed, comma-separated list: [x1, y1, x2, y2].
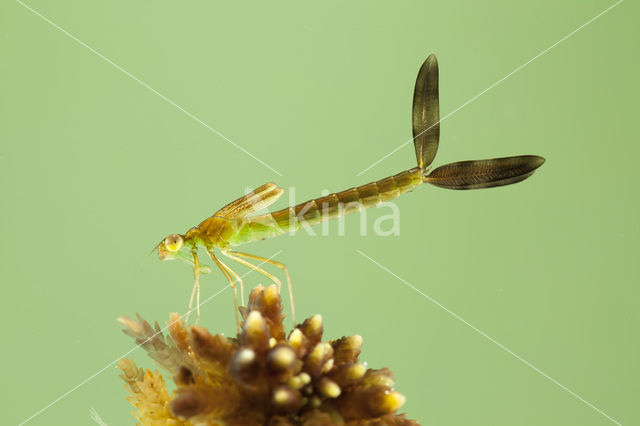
[118, 284, 419, 425]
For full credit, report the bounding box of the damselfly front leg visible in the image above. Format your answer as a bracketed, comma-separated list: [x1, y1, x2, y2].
[185, 250, 201, 324]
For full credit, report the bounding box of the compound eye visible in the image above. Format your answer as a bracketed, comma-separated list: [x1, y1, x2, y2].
[163, 234, 184, 252]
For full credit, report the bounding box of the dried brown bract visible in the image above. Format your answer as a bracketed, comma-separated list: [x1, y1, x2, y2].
[118, 284, 419, 425]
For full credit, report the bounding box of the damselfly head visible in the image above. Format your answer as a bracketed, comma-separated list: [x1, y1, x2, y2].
[157, 233, 184, 260]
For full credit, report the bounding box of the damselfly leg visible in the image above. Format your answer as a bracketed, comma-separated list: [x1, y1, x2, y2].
[225, 250, 295, 326]
[207, 249, 242, 331]
[185, 251, 201, 324]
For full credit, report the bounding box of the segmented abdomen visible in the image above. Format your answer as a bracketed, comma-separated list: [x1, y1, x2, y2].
[229, 168, 423, 246]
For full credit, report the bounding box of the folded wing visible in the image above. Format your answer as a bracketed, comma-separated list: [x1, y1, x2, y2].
[217, 182, 285, 218]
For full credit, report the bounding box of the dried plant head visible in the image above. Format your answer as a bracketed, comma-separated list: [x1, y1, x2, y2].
[118, 284, 419, 425]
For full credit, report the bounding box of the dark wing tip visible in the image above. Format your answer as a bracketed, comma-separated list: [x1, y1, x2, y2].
[425, 53, 438, 68]
[531, 155, 546, 169]
[521, 155, 546, 174]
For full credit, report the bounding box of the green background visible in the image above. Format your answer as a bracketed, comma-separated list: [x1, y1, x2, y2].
[1, 1, 638, 425]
